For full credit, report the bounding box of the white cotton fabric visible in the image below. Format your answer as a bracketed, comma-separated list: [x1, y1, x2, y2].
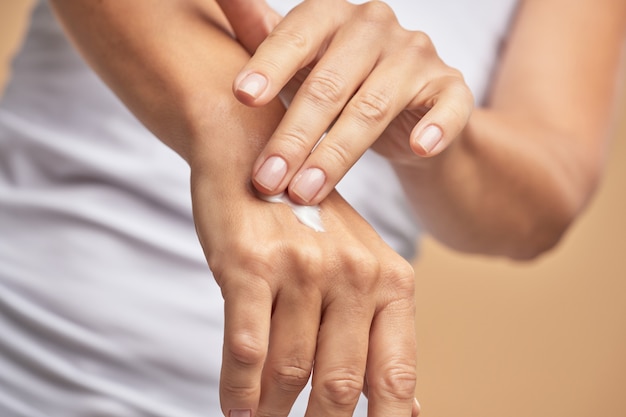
[0, 0, 517, 416]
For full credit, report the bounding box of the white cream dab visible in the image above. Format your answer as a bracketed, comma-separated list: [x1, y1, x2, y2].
[260, 192, 325, 232]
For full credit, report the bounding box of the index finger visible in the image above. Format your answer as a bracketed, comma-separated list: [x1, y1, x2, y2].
[231, 0, 345, 106]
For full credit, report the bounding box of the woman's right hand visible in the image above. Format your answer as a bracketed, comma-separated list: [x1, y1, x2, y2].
[191, 168, 419, 417]
[218, 0, 474, 206]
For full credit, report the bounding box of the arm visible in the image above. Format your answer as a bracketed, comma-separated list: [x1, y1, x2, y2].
[218, 0, 626, 260]
[48, 0, 272, 166]
[48, 2, 419, 417]
[392, 0, 626, 259]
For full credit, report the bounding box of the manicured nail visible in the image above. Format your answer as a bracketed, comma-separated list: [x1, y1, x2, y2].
[292, 168, 325, 203]
[255, 156, 287, 191]
[229, 409, 251, 417]
[237, 72, 267, 99]
[416, 124, 443, 153]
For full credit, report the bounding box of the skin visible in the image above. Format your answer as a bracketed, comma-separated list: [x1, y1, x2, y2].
[41, 0, 626, 417]
[222, 0, 626, 259]
[48, 2, 418, 417]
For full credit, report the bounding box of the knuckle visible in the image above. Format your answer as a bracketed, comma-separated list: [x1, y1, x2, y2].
[208, 245, 276, 298]
[319, 369, 364, 408]
[303, 68, 348, 107]
[321, 139, 354, 170]
[233, 243, 277, 277]
[349, 89, 393, 127]
[406, 30, 435, 56]
[325, 245, 380, 292]
[266, 27, 309, 52]
[285, 243, 325, 273]
[446, 66, 465, 81]
[220, 380, 258, 401]
[225, 332, 267, 367]
[370, 361, 417, 401]
[271, 361, 313, 393]
[340, 247, 380, 283]
[358, 1, 397, 26]
[383, 259, 416, 296]
[387, 258, 415, 283]
[277, 124, 314, 156]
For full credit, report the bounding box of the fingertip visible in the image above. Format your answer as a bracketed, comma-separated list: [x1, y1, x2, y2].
[289, 167, 327, 205]
[253, 155, 288, 194]
[234, 72, 269, 105]
[413, 397, 421, 417]
[410, 124, 443, 157]
[229, 409, 252, 417]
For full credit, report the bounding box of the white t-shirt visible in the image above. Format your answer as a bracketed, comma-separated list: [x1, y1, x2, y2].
[0, 1, 517, 416]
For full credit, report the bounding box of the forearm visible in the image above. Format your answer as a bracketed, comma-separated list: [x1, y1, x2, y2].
[392, 0, 625, 260]
[48, 0, 283, 190]
[392, 109, 603, 260]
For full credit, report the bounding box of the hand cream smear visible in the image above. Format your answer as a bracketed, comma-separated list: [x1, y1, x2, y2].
[259, 192, 325, 232]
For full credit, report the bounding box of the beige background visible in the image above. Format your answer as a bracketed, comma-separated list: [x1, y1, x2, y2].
[1, 1, 625, 416]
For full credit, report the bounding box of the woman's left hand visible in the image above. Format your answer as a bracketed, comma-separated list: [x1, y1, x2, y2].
[217, 0, 474, 205]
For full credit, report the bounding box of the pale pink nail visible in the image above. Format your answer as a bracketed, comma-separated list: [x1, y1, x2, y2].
[255, 156, 287, 191]
[416, 124, 443, 153]
[237, 72, 267, 99]
[229, 409, 251, 417]
[292, 168, 325, 203]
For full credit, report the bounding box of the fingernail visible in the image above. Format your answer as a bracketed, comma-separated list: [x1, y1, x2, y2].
[413, 397, 421, 415]
[292, 168, 325, 203]
[416, 124, 443, 153]
[255, 156, 287, 191]
[237, 72, 268, 99]
[229, 409, 251, 417]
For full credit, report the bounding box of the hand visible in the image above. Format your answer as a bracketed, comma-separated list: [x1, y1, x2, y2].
[191, 169, 419, 417]
[217, 0, 473, 205]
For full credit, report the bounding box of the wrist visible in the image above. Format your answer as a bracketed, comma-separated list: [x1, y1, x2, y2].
[187, 94, 286, 193]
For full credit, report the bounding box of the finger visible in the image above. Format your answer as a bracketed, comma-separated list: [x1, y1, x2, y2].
[362, 370, 420, 417]
[257, 288, 321, 417]
[413, 397, 421, 417]
[285, 34, 472, 204]
[251, 21, 382, 196]
[305, 299, 374, 417]
[365, 292, 417, 417]
[232, 0, 347, 106]
[215, 0, 281, 53]
[285, 56, 414, 204]
[220, 276, 273, 417]
[409, 76, 474, 157]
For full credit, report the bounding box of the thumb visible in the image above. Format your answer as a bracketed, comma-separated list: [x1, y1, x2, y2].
[215, 0, 281, 53]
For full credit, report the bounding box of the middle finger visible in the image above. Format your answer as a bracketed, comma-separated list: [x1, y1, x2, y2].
[251, 15, 384, 196]
[304, 297, 375, 417]
[257, 287, 322, 417]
